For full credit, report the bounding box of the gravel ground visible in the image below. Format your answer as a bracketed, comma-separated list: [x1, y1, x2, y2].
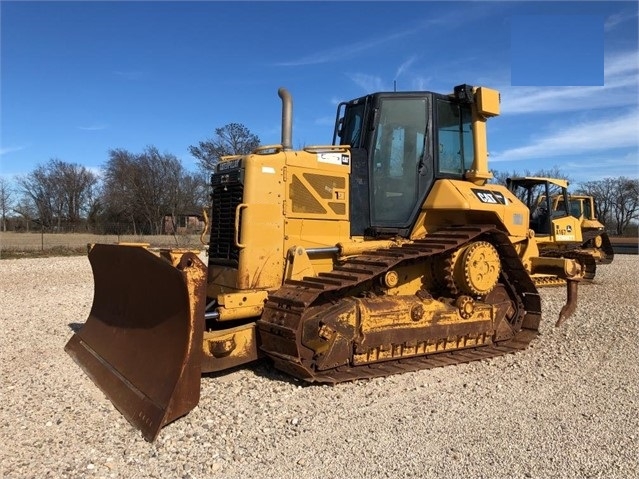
[1, 254, 638, 479]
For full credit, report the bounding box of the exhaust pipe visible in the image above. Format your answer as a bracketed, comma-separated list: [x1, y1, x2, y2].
[278, 87, 292, 151]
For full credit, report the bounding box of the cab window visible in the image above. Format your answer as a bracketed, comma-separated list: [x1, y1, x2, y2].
[436, 100, 473, 175]
[370, 98, 427, 225]
[340, 103, 365, 147]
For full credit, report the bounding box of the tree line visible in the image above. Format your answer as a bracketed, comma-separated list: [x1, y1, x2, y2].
[1, 136, 637, 235]
[0, 123, 260, 235]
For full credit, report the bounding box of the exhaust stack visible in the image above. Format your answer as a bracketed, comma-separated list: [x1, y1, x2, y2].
[278, 87, 292, 151]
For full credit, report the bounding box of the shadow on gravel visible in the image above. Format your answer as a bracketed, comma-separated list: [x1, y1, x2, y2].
[203, 359, 313, 388]
[64, 323, 314, 388]
[68, 322, 84, 333]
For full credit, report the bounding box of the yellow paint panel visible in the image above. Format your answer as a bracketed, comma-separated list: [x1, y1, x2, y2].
[415, 180, 530, 238]
[286, 166, 349, 220]
[475, 87, 500, 116]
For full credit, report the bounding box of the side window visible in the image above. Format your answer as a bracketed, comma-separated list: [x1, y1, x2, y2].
[340, 104, 364, 147]
[584, 199, 593, 219]
[461, 107, 474, 172]
[436, 100, 474, 175]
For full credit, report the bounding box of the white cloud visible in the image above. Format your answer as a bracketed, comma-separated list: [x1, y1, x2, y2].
[561, 154, 639, 172]
[395, 56, 417, 80]
[346, 71, 432, 94]
[275, 4, 496, 68]
[0, 146, 25, 156]
[491, 108, 639, 162]
[561, 152, 639, 182]
[499, 50, 638, 115]
[274, 27, 420, 67]
[410, 76, 432, 91]
[347, 73, 387, 93]
[86, 166, 105, 179]
[77, 124, 108, 131]
[605, 10, 638, 32]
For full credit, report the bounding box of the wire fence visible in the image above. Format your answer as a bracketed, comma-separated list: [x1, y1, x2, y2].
[0, 231, 206, 255]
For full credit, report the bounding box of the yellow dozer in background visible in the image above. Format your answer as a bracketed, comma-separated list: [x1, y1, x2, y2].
[555, 193, 614, 264]
[66, 85, 583, 441]
[506, 177, 613, 286]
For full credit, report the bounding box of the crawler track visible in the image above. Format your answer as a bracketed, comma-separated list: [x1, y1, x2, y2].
[582, 230, 614, 264]
[534, 250, 597, 288]
[534, 231, 612, 287]
[257, 225, 542, 383]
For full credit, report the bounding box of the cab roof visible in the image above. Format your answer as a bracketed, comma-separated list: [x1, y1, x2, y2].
[507, 176, 569, 189]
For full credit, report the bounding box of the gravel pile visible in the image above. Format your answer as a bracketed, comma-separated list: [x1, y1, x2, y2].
[1, 254, 637, 479]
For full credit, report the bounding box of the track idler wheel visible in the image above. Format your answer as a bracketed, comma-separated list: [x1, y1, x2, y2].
[593, 235, 603, 248]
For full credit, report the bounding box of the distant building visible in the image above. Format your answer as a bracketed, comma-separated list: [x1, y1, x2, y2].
[163, 213, 205, 235]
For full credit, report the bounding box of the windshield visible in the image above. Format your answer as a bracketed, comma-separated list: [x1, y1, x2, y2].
[568, 199, 583, 218]
[370, 97, 427, 225]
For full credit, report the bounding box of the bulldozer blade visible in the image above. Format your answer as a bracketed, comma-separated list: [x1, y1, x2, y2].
[65, 244, 207, 442]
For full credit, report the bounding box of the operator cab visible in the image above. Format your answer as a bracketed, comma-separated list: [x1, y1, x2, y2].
[556, 195, 595, 221]
[506, 177, 571, 235]
[333, 86, 476, 237]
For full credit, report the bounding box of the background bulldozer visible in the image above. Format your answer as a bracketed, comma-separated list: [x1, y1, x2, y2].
[506, 176, 613, 286]
[554, 193, 614, 264]
[66, 85, 583, 441]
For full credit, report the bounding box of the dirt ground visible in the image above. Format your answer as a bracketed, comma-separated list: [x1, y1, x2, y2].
[1, 254, 637, 479]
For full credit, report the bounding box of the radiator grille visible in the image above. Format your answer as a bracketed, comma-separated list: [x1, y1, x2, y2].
[209, 183, 243, 266]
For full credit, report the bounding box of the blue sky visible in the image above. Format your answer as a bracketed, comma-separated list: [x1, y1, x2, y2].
[1, 1, 638, 185]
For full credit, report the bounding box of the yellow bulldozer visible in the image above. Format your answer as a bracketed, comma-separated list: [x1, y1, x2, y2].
[554, 192, 614, 264]
[506, 177, 613, 286]
[65, 85, 583, 441]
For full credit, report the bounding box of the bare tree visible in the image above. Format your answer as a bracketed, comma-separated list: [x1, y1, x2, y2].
[189, 123, 260, 174]
[16, 159, 98, 231]
[575, 177, 638, 235]
[102, 146, 193, 235]
[84, 181, 103, 232]
[177, 171, 209, 213]
[611, 177, 639, 235]
[12, 196, 37, 232]
[575, 177, 617, 225]
[0, 177, 13, 232]
[17, 163, 59, 229]
[58, 162, 99, 230]
[101, 148, 139, 233]
[134, 147, 185, 234]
